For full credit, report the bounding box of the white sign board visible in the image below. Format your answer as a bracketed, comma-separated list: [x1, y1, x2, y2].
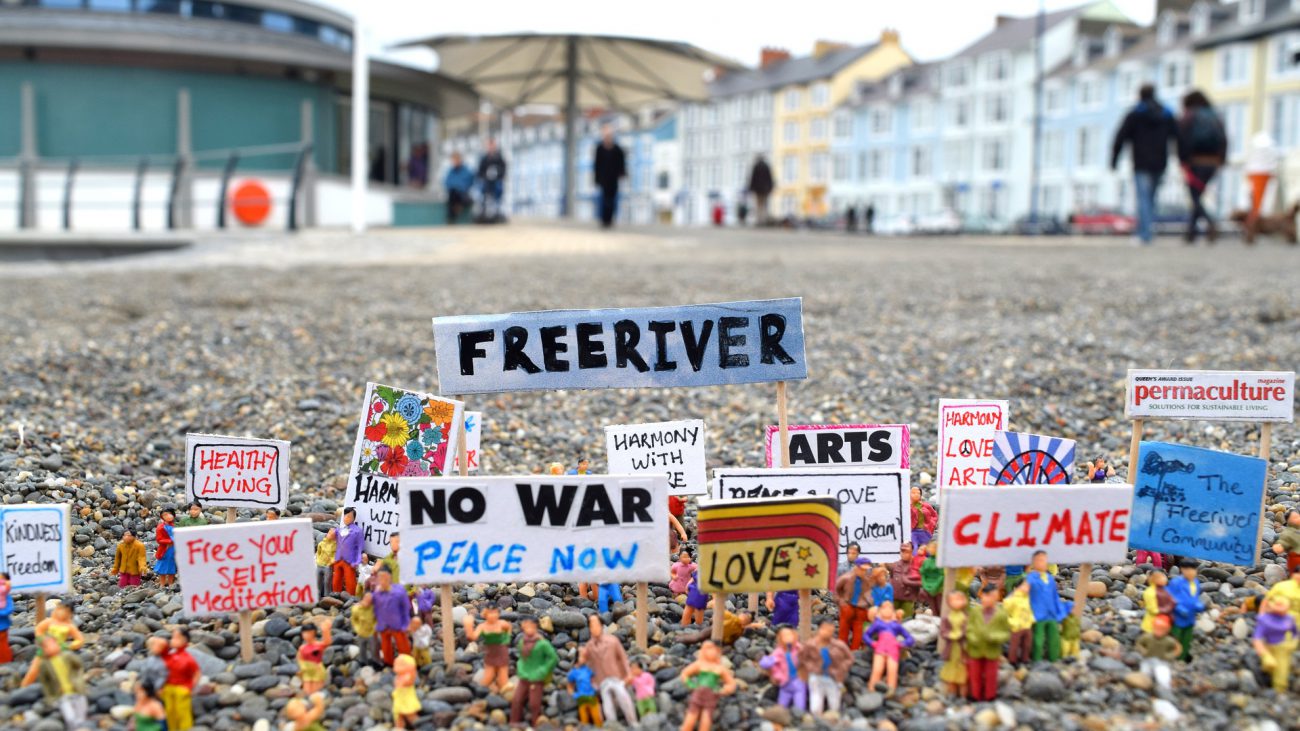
[764, 424, 909, 469]
[605, 419, 707, 496]
[399, 475, 670, 585]
[0, 504, 71, 594]
[451, 412, 484, 473]
[1126, 369, 1295, 422]
[712, 468, 910, 562]
[937, 399, 1009, 488]
[174, 518, 318, 617]
[185, 434, 291, 509]
[936, 484, 1135, 567]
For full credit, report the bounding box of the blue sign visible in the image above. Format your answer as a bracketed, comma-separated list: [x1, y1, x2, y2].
[433, 299, 807, 394]
[1128, 441, 1267, 566]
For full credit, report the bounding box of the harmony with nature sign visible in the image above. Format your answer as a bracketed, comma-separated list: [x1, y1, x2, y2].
[175, 519, 318, 616]
[432, 299, 807, 394]
[0, 504, 71, 594]
[185, 434, 291, 509]
[1128, 441, 1267, 565]
[936, 484, 1135, 567]
[1125, 369, 1295, 422]
[697, 496, 842, 592]
[937, 399, 1008, 488]
[764, 424, 909, 469]
[605, 419, 707, 496]
[712, 468, 909, 562]
[399, 475, 670, 584]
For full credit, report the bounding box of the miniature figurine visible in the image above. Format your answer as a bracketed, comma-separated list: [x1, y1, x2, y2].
[965, 584, 1011, 701]
[176, 500, 208, 527]
[462, 606, 511, 692]
[975, 564, 1006, 598]
[681, 570, 708, 626]
[1273, 509, 1300, 574]
[162, 628, 199, 731]
[1142, 570, 1174, 634]
[1134, 548, 1164, 570]
[864, 601, 916, 697]
[0, 572, 12, 663]
[890, 543, 922, 619]
[681, 609, 765, 646]
[1266, 564, 1300, 625]
[798, 620, 853, 715]
[350, 593, 378, 667]
[548, 462, 565, 476]
[938, 592, 969, 697]
[759, 626, 807, 711]
[1253, 594, 1298, 692]
[314, 529, 337, 600]
[35, 604, 85, 650]
[919, 542, 944, 615]
[415, 587, 437, 628]
[909, 487, 938, 548]
[113, 529, 148, 588]
[839, 543, 861, 575]
[870, 565, 894, 611]
[597, 582, 622, 613]
[22, 634, 86, 729]
[765, 590, 799, 627]
[1003, 580, 1034, 666]
[367, 532, 402, 593]
[834, 557, 873, 650]
[584, 615, 638, 725]
[391, 654, 420, 729]
[139, 636, 169, 695]
[283, 691, 327, 731]
[670, 551, 697, 595]
[133, 681, 167, 731]
[1168, 558, 1206, 661]
[154, 508, 177, 588]
[567, 456, 592, 475]
[1003, 563, 1026, 593]
[372, 567, 412, 667]
[296, 617, 331, 694]
[1086, 458, 1113, 483]
[669, 512, 689, 554]
[511, 616, 558, 726]
[568, 649, 604, 726]
[331, 507, 364, 595]
[265, 507, 281, 520]
[1061, 613, 1081, 659]
[629, 660, 657, 717]
[1026, 550, 1072, 662]
[1137, 614, 1181, 693]
[680, 640, 737, 731]
[410, 618, 433, 667]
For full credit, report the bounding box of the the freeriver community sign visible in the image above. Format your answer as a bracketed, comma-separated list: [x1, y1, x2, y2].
[764, 424, 909, 469]
[937, 484, 1134, 567]
[399, 475, 670, 584]
[937, 399, 1008, 488]
[432, 299, 807, 394]
[697, 496, 842, 593]
[0, 504, 71, 594]
[605, 419, 707, 496]
[1125, 369, 1295, 422]
[185, 434, 291, 509]
[175, 519, 318, 616]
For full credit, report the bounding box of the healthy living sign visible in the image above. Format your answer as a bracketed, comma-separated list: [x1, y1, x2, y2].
[432, 299, 807, 394]
[174, 519, 318, 616]
[185, 434, 291, 509]
[1126, 369, 1295, 422]
[399, 475, 670, 584]
[0, 504, 71, 594]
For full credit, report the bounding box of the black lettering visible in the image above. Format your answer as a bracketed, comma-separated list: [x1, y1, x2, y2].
[620, 487, 653, 523]
[679, 320, 713, 372]
[789, 434, 815, 465]
[458, 330, 494, 376]
[759, 313, 796, 365]
[516, 483, 578, 526]
[844, 432, 869, 462]
[867, 430, 893, 463]
[448, 487, 485, 523]
[539, 325, 570, 372]
[613, 320, 650, 372]
[771, 541, 794, 582]
[502, 326, 542, 374]
[408, 489, 444, 526]
[575, 485, 619, 527]
[816, 432, 846, 463]
[647, 320, 678, 372]
[575, 322, 607, 369]
[717, 316, 749, 368]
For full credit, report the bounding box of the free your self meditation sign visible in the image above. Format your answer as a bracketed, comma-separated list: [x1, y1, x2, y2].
[432, 299, 807, 394]
[175, 519, 318, 616]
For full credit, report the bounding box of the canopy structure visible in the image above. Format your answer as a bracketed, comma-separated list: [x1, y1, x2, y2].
[399, 33, 742, 216]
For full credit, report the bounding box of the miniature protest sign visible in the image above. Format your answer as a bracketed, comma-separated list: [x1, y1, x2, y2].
[174, 518, 318, 616]
[764, 424, 909, 469]
[185, 434, 290, 510]
[1126, 369, 1295, 422]
[1128, 442, 1267, 565]
[451, 411, 483, 473]
[0, 504, 71, 594]
[605, 419, 707, 495]
[936, 484, 1134, 567]
[345, 383, 464, 554]
[399, 475, 670, 584]
[697, 496, 841, 593]
[432, 298, 807, 394]
[989, 431, 1076, 485]
[713, 468, 909, 562]
[937, 399, 1008, 488]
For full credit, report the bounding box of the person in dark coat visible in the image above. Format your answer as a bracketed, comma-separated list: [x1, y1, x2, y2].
[593, 125, 627, 228]
[1111, 84, 1177, 245]
[1176, 90, 1227, 244]
[748, 155, 775, 225]
[865, 203, 876, 233]
[477, 139, 507, 221]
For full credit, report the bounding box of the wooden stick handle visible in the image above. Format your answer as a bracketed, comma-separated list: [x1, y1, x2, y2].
[776, 381, 791, 468]
[35, 593, 46, 623]
[457, 404, 469, 478]
[1255, 423, 1274, 562]
[1073, 562, 1091, 618]
[225, 507, 237, 524]
[797, 589, 812, 641]
[1126, 419, 1143, 483]
[710, 592, 725, 642]
[441, 584, 455, 668]
[635, 582, 649, 650]
[238, 609, 254, 662]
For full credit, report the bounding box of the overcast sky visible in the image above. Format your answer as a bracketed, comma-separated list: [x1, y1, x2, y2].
[318, 0, 1157, 69]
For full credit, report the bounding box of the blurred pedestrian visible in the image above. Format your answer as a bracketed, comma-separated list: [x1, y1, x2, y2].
[748, 155, 774, 225]
[444, 152, 474, 224]
[407, 143, 429, 188]
[1111, 84, 1176, 245]
[845, 204, 858, 232]
[477, 139, 507, 221]
[865, 202, 876, 233]
[594, 125, 627, 228]
[1176, 90, 1226, 244]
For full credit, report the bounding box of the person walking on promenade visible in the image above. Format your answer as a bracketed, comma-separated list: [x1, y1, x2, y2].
[1111, 84, 1176, 245]
[1176, 90, 1227, 243]
[748, 155, 774, 226]
[593, 125, 627, 228]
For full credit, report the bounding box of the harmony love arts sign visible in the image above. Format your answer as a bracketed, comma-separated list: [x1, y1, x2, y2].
[175, 519, 318, 616]
[399, 475, 669, 584]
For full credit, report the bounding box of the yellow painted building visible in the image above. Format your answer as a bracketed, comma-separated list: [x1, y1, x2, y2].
[770, 31, 912, 218]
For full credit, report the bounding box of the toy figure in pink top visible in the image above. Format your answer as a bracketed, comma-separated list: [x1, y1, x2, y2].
[670, 551, 697, 596]
[863, 601, 915, 696]
[758, 626, 807, 711]
[628, 659, 657, 716]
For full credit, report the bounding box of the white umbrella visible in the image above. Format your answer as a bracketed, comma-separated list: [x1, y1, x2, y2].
[399, 33, 742, 216]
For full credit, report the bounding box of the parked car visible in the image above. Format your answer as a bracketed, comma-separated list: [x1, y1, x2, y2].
[961, 214, 1011, 235]
[1012, 214, 1069, 235]
[1069, 208, 1135, 235]
[916, 209, 963, 234]
[874, 213, 918, 236]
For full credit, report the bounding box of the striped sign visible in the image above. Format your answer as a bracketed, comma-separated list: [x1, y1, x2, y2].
[989, 431, 1076, 486]
[697, 496, 841, 593]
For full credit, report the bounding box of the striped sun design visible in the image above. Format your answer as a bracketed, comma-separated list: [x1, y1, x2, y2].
[989, 431, 1077, 485]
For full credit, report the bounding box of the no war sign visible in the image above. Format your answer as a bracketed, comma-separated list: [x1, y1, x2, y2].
[432, 299, 807, 394]
[399, 475, 670, 584]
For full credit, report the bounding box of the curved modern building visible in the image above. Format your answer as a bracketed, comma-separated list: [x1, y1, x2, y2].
[0, 0, 476, 230]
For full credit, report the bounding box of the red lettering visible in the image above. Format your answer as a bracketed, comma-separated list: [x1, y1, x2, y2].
[1014, 511, 1040, 547]
[1133, 384, 1149, 405]
[1093, 510, 1112, 542]
[954, 514, 981, 545]
[1110, 510, 1129, 542]
[984, 513, 1012, 549]
[1075, 511, 1094, 545]
[186, 538, 243, 565]
[1044, 510, 1075, 546]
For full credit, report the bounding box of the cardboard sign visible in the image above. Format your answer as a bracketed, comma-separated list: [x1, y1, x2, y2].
[174, 518, 318, 616]
[451, 411, 484, 473]
[937, 399, 1009, 488]
[989, 430, 1076, 485]
[937, 484, 1135, 567]
[399, 475, 670, 584]
[1126, 369, 1295, 423]
[432, 298, 808, 394]
[184, 434, 290, 509]
[712, 468, 910, 562]
[764, 424, 909, 469]
[1128, 441, 1267, 565]
[0, 504, 71, 594]
[345, 383, 464, 554]
[697, 496, 841, 593]
[605, 419, 707, 496]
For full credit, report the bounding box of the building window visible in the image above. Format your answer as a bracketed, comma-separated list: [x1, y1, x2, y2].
[781, 154, 799, 184]
[983, 139, 1005, 171]
[947, 63, 969, 88]
[833, 111, 853, 139]
[1218, 44, 1252, 86]
[809, 117, 827, 141]
[811, 82, 830, 108]
[1076, 127, 1095, 167]
[952, 99, 970, 128]
[1043, 130, 1064, 169]
[833, 153, 850, 181]
[1044, 87, 1064, 115]
[1077, 79, 1098, 108]
[1241, 0, 1264, 23]
[783, 121, 800, 144]
[985, 94, 1008, 123]
[1272, 32, 1300, 78]
[1270, 94, 1300, 148]
[910, 146, 931, 177]
[988, 53, 1010, 81]
[784, 89, 801, 111]
[868, 150, 885, 179]
[810, 152, 829, 182]
[1223, 102, 1248, 157]
[781, 194, 798, 215]
[870, 108, 892, 135]
[911, 100, 933, 130]
[704, 105, 718, 125]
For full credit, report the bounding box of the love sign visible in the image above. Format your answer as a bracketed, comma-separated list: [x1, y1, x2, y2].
[697, 496, 841, 592]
